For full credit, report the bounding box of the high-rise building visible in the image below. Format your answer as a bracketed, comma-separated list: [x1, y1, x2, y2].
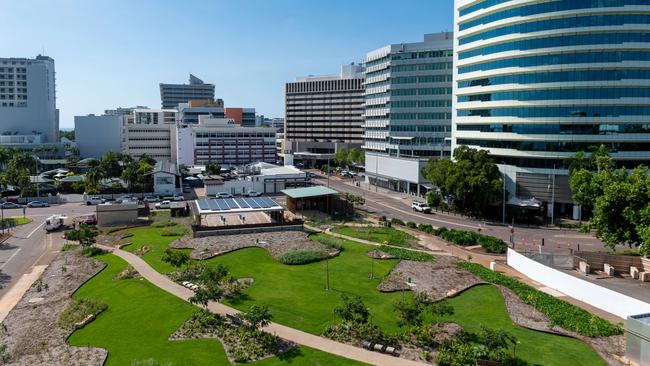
[225, 107, 256, 127]
[453, 0, 650, 219]
[159, 74, 215, 109]
[363, 33, 453, 195]
[284, 64, 365, 165]
[0, 55, 59, 143]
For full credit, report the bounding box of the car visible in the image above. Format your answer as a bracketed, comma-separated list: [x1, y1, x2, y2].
[78, 214, 97, 225]
[155, 200, 171, 209]
[244, 191, 261, 197]
[164, 194, 183, 201]
[86, 196, 106, 205]
[27, 200, 50, 208]
[411, 201, 432, 213]
[341, 171, 354, 178]
[143, 196, 160, 203]
[0, 202, 21, 209]
[216, 192, 233, 198]
[307, 172, 316, 178]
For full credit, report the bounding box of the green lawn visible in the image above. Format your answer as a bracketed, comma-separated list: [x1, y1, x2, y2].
[439, 285, 606, 366]
[121, 226, 605, 366]
[330, 225, 417, 247]
[2, 217, 32, 226]
[68, 253, 367, 366]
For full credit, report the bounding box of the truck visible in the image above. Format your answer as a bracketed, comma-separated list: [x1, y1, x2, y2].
[44, 214, 68, 232]
[86, 196, 106, 205]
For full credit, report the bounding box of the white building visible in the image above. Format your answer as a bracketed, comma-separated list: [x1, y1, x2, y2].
[0, 55, 59, 147]
[363, 33, 454, 196]
[204, 162, 307, 196]
[133, 108, 176, 124]
[124, 123, 174, 161]
[149, 160, 180, 196]
[75, 114, 124, 158]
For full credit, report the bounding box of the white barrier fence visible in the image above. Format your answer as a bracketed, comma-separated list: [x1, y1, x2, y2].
[507, 248, 650, 319]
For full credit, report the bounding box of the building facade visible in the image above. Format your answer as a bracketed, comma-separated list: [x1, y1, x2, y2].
[177, 101, 225, 124]
[225, 107, 256, 127]
[133, 108, 176, 124]
[0, 55, 59, 143]
[75, 114, 124, 158]
[284, 64, 365, 165]
[453, 0, 650, 219]
[363, 33, 454, 195]
[124, 123, 174, 161]
[159, 74, 215, 109]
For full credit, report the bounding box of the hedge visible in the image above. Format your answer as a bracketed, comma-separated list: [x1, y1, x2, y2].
[278, 250, 330, 265]
[424, 226, 507, 254]
[457, 261, 623, 337]
[376, 245, 434, 262]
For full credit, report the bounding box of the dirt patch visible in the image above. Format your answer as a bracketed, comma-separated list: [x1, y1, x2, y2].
[170, 231, 337, 260]
[378, 257, 485, 301]
[367, 250, 395, 259]
[0, 249, 107, 366]
[497, 286, 625, 366]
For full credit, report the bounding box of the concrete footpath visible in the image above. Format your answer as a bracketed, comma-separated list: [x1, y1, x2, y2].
[98, 245, 428, 366]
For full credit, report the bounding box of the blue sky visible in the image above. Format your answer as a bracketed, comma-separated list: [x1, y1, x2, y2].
[1, 0, 454, 127]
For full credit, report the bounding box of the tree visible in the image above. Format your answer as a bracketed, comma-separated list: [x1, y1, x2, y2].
[59, 129, 75, 141]
[239, 304, 273, 332]
[138, 153, 156, 167]
[333, 294, 370, 324]
[205, 162, 221, 175]
[162, 248, 190, 269]
[334, 148, 350, 167]
[423, 146, 502, 217]
[65, 223, 98, 247]
[99, 151, 125, 178]
[344, 193, 365, 205]
[393, 292, 428, 327]
[178, 164, 190, 176]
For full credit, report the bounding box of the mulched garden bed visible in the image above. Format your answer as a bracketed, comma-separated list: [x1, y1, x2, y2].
[378, 256, 486, 301]
[366, 250, 395, 259]
[0, 249, 107, 366]
[170, 231, 338, 260]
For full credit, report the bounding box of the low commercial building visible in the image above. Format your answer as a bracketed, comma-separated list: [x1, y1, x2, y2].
[203, 162, 307, 196]
[177, 100, 225, 124]
[224, 107, 256, 127]
[148, 160, 180, 196]
[96, 202, 138, 227]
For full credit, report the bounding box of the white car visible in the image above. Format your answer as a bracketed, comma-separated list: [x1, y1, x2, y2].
[411, 201, 432, 213]
[143, 196, 160, 203]
[245, 191, 261, 197]
[27, 200, 50, 208]
[155, 200, 171, 209]
[216, 192, 233, 198]
[86, 196, 106, 205]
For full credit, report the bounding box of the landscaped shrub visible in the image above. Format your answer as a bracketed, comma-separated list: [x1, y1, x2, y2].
[417, 224, 434, 234]
[153, 220, 178, 228]
[160, 226, 185, 236]
[421, 226, 507, 254]
[278, 250, 330, 265]
[81, 246, 106, 257]
[377, 245, 434, 262]
[477, 235, 508, 254]
[61, 243, 79, 251]
[406, 221, 417, 229]
[314, 235, 344, 251]
[58, 298, 108, 330]
[390, 218, 405, 226]
[457, 261, 623, 337]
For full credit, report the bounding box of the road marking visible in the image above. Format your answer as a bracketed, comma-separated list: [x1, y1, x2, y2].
[0, 248, 22, 270]
[26, 222, 45, 238]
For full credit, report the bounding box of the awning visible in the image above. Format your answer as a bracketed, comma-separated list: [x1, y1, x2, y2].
[281, 186, 337, 199]
[507, 197, 542, 209]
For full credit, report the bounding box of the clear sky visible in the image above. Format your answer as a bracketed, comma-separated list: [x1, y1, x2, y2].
[1, 0, 454, 128]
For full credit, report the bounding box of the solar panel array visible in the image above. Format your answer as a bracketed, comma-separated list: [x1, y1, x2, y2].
[196, 196, 281, 212]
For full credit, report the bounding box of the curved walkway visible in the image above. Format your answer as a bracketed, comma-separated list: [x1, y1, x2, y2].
[97, 245, 428, 366]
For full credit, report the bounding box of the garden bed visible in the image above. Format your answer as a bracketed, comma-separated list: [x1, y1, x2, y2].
[378, 256, 485, 301]
[170, 231, 339, 262]
[0, 248, 107, 366]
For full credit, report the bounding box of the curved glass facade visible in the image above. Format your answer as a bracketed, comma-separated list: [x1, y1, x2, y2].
[454, 0, 650, 170]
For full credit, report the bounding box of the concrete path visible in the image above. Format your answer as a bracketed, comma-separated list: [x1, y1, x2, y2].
[0, 264, 47, 322]
[98, 245, 428, 366]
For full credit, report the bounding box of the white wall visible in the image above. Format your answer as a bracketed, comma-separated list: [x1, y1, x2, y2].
[75, 115, 123, 158]
[365, 153, 428, 184]
[507, 249, 650, 319]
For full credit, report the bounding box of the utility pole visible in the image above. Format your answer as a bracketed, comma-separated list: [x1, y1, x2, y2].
[327, 157, 331, 188]
[34, 157, 40, 198]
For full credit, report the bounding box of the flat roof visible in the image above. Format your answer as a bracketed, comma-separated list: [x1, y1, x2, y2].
[195, 197, 283, 215]
[281, 186, 337, 199]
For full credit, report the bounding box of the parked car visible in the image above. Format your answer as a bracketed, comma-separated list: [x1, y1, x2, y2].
[0, 202, 21, 209]
[341, 171, 354, 178]
[216, 192, 233, 198]
[27, 200, 50, 208]
[143, 196, 160, 203]
[163, 194, 183, 201]
[155, 200, 172, 209]
[307, 172, 316, 178]
[411, 201, 432, 213]
[244, 191, 261, 197]
[78, 214, 97, 225]
[86, 196, 106, 205]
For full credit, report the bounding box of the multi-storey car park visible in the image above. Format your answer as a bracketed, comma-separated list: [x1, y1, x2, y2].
[453, 0, 650, 220]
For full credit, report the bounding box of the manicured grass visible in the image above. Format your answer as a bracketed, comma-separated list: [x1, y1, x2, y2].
[68, 253, 367, 366]
[438, 285, 606, 366]
[121, 226, 605, 366]
[122, 226, 188, 273]
[2, 217, 32, 226]
[330, 225, 417, 247]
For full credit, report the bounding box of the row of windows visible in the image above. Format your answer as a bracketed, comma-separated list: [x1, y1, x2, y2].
[458, 69, 650, 88]
[460, 32, 650, 59]
[389, 125, 451, 132]
[456, 123, 650, 134]
[459, 14, 650, 45]
[287, 107, 364, 112]
[459, 51, 650, 74]
[389, 100, 452, 108]
[459, 0, 508, 17]
[458, 87, 650, 102]
[392, 137, 446, 145]
[196, 142, 274, 147]
[0, 95, 26, 100]
[390, 50, 453, 60]
[391, 112, 452, 120]
[0, 88, 26, 93]
[392, 75, 453, 84]
[0, 75, 26, 80]
[0, 81, 25, 87]
[0, 67, 26, 73]
[457, 139, 650, 152]
[496, 155, 647, 169]
[285, 113, 363, 118]
[458, 0, 649, 31]
[459, 106, 650, 118]
[195, 133, 274, 138]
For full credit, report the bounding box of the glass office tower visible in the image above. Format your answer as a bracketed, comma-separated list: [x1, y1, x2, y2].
[453, 0, 650, 219]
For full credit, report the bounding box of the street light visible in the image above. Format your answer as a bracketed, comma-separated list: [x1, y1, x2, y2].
[501, 162, 506, 225]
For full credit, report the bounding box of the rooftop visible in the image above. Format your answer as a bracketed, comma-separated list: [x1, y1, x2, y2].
[281, 186, 338, 199]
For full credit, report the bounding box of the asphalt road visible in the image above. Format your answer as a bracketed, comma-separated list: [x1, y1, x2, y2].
[0, 202, 93, 298]
[312, 172, 613, 255]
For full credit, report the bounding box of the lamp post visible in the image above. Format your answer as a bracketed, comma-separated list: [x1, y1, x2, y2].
[1, 205, 4, 235]
[327, 157, 331, 188]
[549, 164, 556, 226]
[501, 164, 506, 225]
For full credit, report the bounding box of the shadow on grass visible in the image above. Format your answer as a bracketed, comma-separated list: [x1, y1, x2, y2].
[275, 346, 304, 363]
[227, 292, 253, 306]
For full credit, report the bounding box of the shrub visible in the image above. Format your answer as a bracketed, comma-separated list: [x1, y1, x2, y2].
[477, 236, 508, 254]
[390, 218, 405, 226]
[377, 245, 434, 262]
[278, 250, 329, 265]
[406, 221, 417, 228]
[61, 243, 79, 251]
[457, 261, 623, 337]
[417, 224, 434, 234]
[81, 246, 106, 257]
[58, 298, 107, 330]
[153, 220, 178, 228]
[423, 226, 507, 254]
[314, 235, 344, 251]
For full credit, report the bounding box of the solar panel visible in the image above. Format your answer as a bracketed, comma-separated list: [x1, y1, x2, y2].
[218, 199, 232, 210]
[208, 199, 221, 211]
[260, 197, 277, 208]
[252, 197, 269, 208]
[235, 198, 250, 209]
[224, 198, 239, 209]
[197, 198, 209, 210]
[245, 197, 261, 209]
